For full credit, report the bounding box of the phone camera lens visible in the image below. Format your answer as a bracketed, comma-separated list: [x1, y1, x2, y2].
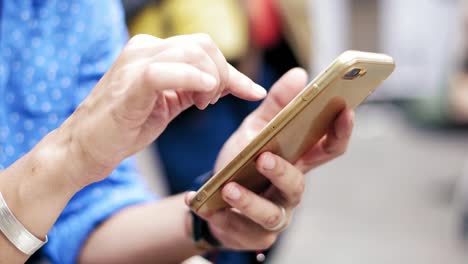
[343, 68, 362, 80]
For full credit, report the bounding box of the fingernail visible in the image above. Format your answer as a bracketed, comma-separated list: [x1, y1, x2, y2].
[262, 153, 276, 170]
[336, 125, 345, 139]
[253, 84, 267, 98]
[201, 74, 217, 89]
[225, 184, 241, 200]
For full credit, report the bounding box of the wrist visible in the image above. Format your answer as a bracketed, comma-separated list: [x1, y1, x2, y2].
[29, 128, 85, 194]
[0, 129, 82, 240]
[184, 208, 208, 255]
[190, 211, 222, 251]
[183, 198, 213, 255]
[55, 118, 114, 189]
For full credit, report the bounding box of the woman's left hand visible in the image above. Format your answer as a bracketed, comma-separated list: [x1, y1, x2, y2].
[185, 67, 354, 250]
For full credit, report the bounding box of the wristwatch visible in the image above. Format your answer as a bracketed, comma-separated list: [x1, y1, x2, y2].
[191, 211, 222, 250]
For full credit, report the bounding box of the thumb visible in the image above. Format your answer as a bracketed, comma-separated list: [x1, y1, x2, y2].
[185, 191, 197, 207]
[253, 68, 308, 123]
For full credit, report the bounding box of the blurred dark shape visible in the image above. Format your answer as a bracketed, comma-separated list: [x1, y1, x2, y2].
[122, 0, 160, 21]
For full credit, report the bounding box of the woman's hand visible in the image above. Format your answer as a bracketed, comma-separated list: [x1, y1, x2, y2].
[215, 68, 353, 174]
[186, 68, 354, 250]
[57, 33, 266, 189]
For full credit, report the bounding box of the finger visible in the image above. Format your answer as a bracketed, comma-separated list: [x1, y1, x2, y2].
[121, 34, 166, 62]
[225, 64, 267, 101]
[256, 152, 305, 207]
[207, 209, 277, 250]
[250, 68, 308, 123]
[188, 34, 229, 105]
[295, 109, 354, 172]
[221, 182, 289, 231]
[151, 46, 217, 73]
[151, 46, 221, 109]
[206, 223, 244, 250]
[185, 191, 197, 207]
[165, 34, 266, 101]
[185, 191, 276, 250]
[164, 34, 227, 89]
[185, 191, 220, 219]
[323, 108, 354, 152]
[125, 34, 163, 51]
[120, 62, 218, 117]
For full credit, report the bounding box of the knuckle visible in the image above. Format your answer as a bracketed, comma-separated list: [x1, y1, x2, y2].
[187, 67, 205, 87]
[264, 211, 281, 229]
[142, 65, 155, 84]
[194, 33, 217, 51]
[226, 188, 250, 213]
[185, 45, 206, 62]
[224, 215, 241, 233]
[238, 196, 251, 212]
[166, 47, 186, 60]
[128, 34, 152, 45]
[195, 33, 213, 43]
[273, 158, 286, 178]
[291, 181, 305, 206]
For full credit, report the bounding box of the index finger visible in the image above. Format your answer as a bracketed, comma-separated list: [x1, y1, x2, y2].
[249, 68, 308, 123]
[224, 64, 267, 101]
[165, 34, 267, 102]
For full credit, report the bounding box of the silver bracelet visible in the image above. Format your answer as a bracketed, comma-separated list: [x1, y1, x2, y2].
[0, 191, 47, 255]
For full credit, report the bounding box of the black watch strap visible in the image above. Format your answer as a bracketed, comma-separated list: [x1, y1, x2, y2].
[191, 211, 222, 250]
[190, 170, 222, 250]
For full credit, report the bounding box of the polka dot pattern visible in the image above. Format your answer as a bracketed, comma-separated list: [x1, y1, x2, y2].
[0, 0, 125, 168]
[0, 2, 156, 264]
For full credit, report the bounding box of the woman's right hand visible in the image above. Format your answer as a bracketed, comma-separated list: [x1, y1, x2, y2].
[56, 33, 266, 189]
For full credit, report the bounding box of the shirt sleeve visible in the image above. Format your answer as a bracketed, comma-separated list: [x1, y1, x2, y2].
[43, 158, 157, 264]
[42, 2, 157, 264]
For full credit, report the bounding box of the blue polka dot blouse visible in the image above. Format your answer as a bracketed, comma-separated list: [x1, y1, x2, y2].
[0, 1, 155, 263]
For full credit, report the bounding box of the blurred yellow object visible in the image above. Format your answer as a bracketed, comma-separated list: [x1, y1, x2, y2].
[162, 0, 248, 61]
[127, 0, 249, 61]
[127, 3, 165, 38]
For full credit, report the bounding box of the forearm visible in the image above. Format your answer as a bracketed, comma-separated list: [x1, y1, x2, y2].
[79, 193, 206, 264]
[0, 130, 81, 262]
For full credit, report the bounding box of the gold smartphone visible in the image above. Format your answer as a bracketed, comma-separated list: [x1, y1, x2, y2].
[190, 50, 395, 214]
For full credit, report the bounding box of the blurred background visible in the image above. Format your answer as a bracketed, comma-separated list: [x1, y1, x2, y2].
[125, 0, 468, 263]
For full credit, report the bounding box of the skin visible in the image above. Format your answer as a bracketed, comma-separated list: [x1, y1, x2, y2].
[188, 68, 354, 250]
[0, 34, 353, 263]
[79, 69, 354, 263]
